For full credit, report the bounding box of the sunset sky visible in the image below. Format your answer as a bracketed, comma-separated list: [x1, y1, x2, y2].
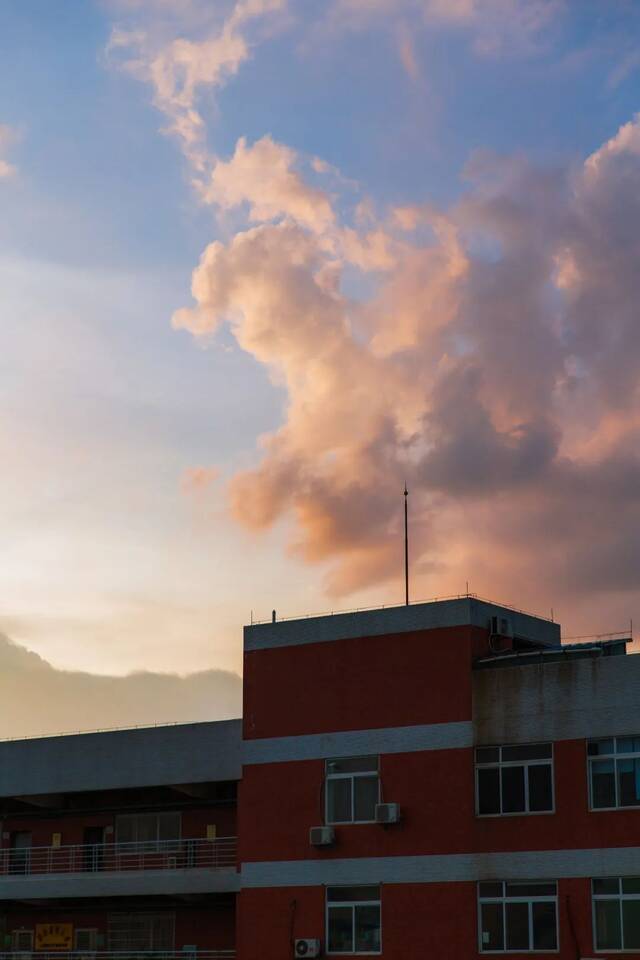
[1, 0, 639, 734]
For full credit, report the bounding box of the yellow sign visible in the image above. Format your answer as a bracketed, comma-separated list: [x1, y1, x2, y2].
[35, 924, 73, 951]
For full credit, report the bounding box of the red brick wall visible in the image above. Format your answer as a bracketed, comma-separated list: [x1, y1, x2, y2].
[243, 625, 479, 740]
[237, 879, 640, 959]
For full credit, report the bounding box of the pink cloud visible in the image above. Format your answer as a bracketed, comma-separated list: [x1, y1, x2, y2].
[0, 124, 18, 178]
[181, 466, 220, 493]
[106, 0, 288, 173]
[173, 114, 640, 632]
[205, 136, 335, 232]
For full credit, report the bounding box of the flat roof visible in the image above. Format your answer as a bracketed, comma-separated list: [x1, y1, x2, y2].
[475, 637, 630, 670]
[0, 718, 242, 799]
[244, 596, 561, 652]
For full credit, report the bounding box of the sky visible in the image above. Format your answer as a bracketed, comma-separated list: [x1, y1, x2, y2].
[0, 0, 639, 735]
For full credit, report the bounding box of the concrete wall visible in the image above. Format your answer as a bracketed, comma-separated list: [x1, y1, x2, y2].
[244, 597, 560, 651]
[0, 866, 240, 899]
[473, 652, 640, 744]
[0, 720, 242, 797]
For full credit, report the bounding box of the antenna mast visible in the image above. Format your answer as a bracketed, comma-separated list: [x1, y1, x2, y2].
[404, 484, 409, 606]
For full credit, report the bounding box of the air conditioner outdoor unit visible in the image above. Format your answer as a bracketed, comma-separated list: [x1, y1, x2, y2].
[294, 939, 321, 958]
[309, 826, 335, 846]
[375, 802, 401, 824]
[489, 615, 512, 637]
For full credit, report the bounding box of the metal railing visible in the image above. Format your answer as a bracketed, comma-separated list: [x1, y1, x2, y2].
[0, 954, 235, 960]
[248, 590, 559, 626]
[0, 837, 237, 876]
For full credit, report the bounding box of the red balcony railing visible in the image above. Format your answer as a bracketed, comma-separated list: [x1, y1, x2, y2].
[0, 837, 237, 876]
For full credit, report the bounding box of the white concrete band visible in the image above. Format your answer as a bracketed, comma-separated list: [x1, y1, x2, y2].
[243, 721, 474, 766]
[240, 847, 640, 889]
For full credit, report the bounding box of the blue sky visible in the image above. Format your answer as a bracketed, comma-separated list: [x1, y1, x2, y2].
[0, 0, 639, 701]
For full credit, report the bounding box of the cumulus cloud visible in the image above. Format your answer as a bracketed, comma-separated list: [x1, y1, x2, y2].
[107, 0, 288, 173]
[0, 632, 241, 739]
[205, 135, 335, 232]
[0, 124, 18, 178]
[107, 0, 638, 631]
[172, 113, 640, 628]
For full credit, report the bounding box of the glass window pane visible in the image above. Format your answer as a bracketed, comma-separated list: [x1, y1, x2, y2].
[502, 765, 526, 813]
[505, 901, 529, 950]
[480, 903, 503, 952]
[328, 906, 353, 953]
[327, 886, 380, 903]
[617, 737, 640, 754]
[327, 778, 352, 823]
[478, 768, 501, 815]
[528, 764, 553, 812]
[505, 883, 556, 898]
[476, 747, 500, 764]
[150, 915, 174, 950]
[532, 901, 557, 950]
[479, 882, 503, 898]
[136, 815, 157, 844]
[622, 878, 640, 894]
[158, 812, 180, 841]
[595, 899, 622, 950]
[588, 738, 615, 756]
[502, 744, 551, 762]
[594, 878, 620, 895]
[327, 756, 378, 775]
[623, 900, 640, 949]
[354, 776, 379, 822]
[591, 759, 616, 808]
[618, 758, 640, 807]
[354, 905, 380, 953]
[115, 817, 134, 844]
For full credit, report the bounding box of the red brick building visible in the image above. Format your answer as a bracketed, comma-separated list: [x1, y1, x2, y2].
[1, 597, 639, 958]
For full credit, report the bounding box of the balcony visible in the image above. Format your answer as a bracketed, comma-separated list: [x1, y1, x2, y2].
[0, 839, 239, 899]
[0, 955, 235, 960]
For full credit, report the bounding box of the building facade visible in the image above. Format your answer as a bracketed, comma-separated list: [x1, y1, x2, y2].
[1, 597, 639, 958]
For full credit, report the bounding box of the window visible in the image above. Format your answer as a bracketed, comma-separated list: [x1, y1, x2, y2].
[12, 930, 34, 953]
[479, 882, 558, 953]
[107, 913, 175, 951]
[476, 744, 554, 816]
[115, 812, 181, 849]
[588, 737, 640, 809]
[327, 886, 381, 955]
[9, 832, 32, 875]
[326, 757, 379, 824]
[75, 929, 99, 952]
[593, 878, 640, 950]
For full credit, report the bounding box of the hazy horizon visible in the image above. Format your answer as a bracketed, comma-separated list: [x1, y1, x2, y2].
[1, 0, 639, 733]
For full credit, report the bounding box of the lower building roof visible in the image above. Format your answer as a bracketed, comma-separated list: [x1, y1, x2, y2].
[0, 718, 242, 799]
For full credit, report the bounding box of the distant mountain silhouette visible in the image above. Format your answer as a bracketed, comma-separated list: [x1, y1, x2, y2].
[0, 633, 241, 739]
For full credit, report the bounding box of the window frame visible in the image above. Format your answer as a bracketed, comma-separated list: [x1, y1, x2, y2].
[114, 812, 182, 850]
[475, 743, 555, 818]
[587, 737, 640, 812]
[592, 877, 640, 952]
[107, 911, 176, 952]
[326, 885, 382, 956]
[477, 880, 559, 954]
[325, 756, 380, 826]
[75, 928, 99, 952]
[11, 929, 34, 953]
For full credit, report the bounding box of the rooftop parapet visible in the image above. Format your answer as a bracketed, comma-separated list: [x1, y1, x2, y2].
[244, 595, 561, 652]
